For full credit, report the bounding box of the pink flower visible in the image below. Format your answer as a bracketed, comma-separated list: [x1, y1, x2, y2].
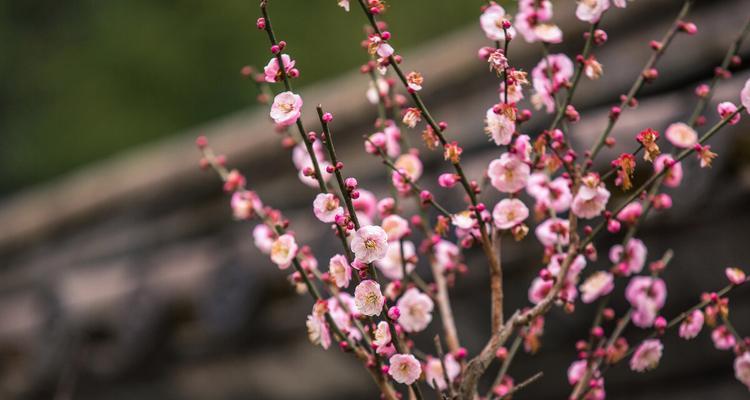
[653, 154, 683, 188]
[735, 352, 750, 390]
[515, 0, 562, 44]
[395, 153, 424, 181]
[535, 217, 570, 247]
[576, 0, 610, 23]
[388, 353, 422, 385]
[270, 91, 303, 126]
[580, 271, 615, 303]
[253, 224, 275, 254]
[263, 54, 296, 83]
[531, 54, 573, 113]
[352, 189, 378, 221]
[434, 240, 461, 272]
[528, 277, 553, 304]
[567, 360, 587, 385]
[492, 198, 529, 230]
[726, 267, 747, 285]
[630, 339, 663, 372]
[617, 201, 643, 225]
[741, 78, 750, 113]
[712, 325, 737, 350]
[547, 253, 587, 277]
[572, 175, 610, 219]
[665, 122, 698, 148]
[480, 3, 515, 42]
[306, 303, 331, 349]
[367, 77, 389, 104]
[354, 279, 385, 316]
[609, 238, 647, 276]
[485, 107, 515, 146]
[679, 309, 704, 340]
[613, 0, 631, 7]
[376, 240, 416, 281]
[425, 354, 461, 390]
[626, 276, 666, 328]
[313, 193, 343, 223]
[452, 210, 475, 230]
[328, 254, 352, 288]
[396, 288, 434, 332]
[718, 101, 741, 125]
[382, 214, 410, 242]
[373, 321, 392, 348]
[231, 191, 261, 220]
[488, 153, 530, 193]
[526, 173, 572, 212]
[270, 234, 298, 269]
[351, 225, 389, 263]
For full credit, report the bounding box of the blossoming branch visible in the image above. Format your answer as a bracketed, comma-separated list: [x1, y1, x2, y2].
[197, 0, 750, 398]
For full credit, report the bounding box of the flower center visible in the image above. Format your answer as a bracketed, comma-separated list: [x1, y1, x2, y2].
[365, 239, 377, 249]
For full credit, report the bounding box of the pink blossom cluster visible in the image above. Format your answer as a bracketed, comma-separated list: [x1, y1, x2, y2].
[196, 0, 750, 398]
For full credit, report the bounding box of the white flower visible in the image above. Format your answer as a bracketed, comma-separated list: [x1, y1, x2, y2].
[396, 288, 434, 332]
[270, 91, 303, 126]
[354, 279, 385, 316]
[350, 225, 389, 263]
[313, 193, 343, 223]
[270, 234, 298, 269]
[388, 354, 422, 385]
[492, 198, 529, 230]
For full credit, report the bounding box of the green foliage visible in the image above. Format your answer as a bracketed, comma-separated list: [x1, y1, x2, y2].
[0, 0, 482, 194]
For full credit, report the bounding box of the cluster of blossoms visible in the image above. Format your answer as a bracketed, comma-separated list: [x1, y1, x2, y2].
[197, 0, 750, 398]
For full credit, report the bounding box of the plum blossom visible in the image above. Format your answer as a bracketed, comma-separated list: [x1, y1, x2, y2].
[492, 198, 529, 230]
[580, 271, 615, 303]
[480, 2, 516, 42]
[626, 276, 667, 328]
[354, 279, 385, 316]
[665, 122, 698, 148]
[488, 153, 530, 193]
[718, 101, 741, 125]
[485, 106, 516, 146]
[617, 201, 643, 225]
[337, 0, 350, 12]
[712, 325, 737, 350]
[630, 339, 663, 372]
[270, 91, 303, 126]
[515, 0, 562, 44]
[270, 234, 298, 269]
[526, 173, 572, 212]
[306, 302, 331, 349]
[231, 191, 260, 220]
[434, 240, 461, 272]
[741, 78, 750, 112]
[381, 214, 409, 242]
[572, 174, 610, 219]
[394, 153, 423, 181]
[654, 154, 683, 188]
[529, 277, 553, 304]
[263, 54, 296, 83]
[388, 353, 422, 385]
[425, 355, 461, 390]
[396, 288, 434, 332]
[313, 193, 343, 223]
[253, 224, 275, 254]
[613, 0, 632, 7]
[373, 321, 392, 348]
[609, 238, 647, 276]
[679, 309, 704, 340]
[328, 254, 352, 288]
[376, 241, 417, 281]
[568, 360, 588, 385]
[535, 217, 570, 247]
[351, 225, 389, 263]
[726, 267, 747, 285]
[576, 0, 610, 23]
[366, 77, 389, 105]
[352, 189, 378, 223]
[531, 54, 574, 113]
[735, 352, 750, 390]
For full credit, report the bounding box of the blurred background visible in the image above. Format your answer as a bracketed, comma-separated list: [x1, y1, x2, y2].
[1, 0, 749, 399]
